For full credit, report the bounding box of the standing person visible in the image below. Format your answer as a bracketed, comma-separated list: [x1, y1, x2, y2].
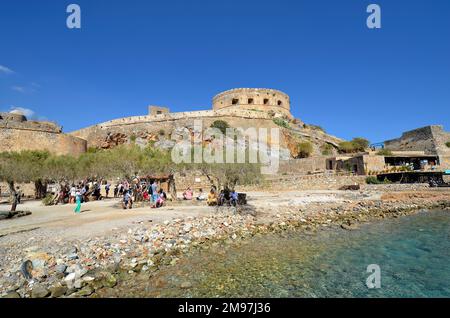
[230, 190, 238, 206]
[80, 184, 87, 203]
[113, 184, 118, 198]
[151, 181, 158, 207]
[105, 182, 111, 198]
[123, 180, 130, 193]
[74, 190, 81, 214]
[69, 184, 76, 204]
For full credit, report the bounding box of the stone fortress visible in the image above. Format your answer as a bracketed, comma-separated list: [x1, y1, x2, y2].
[0, 111, 86, 155]
[212, 88, 293, 119]
[1, 87, 449, 174]
[69, 88, 342, 158]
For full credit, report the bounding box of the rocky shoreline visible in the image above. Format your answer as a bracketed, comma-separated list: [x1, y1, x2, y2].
[1, 191, 449, 298]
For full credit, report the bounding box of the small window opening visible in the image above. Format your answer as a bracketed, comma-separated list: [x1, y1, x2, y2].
[263, 99, 269, 105]
[277, 100, 283, 106]
[232, 99, 239, 105]
[248, 98, 254, 104]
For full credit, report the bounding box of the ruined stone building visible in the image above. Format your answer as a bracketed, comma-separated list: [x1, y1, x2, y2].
[327, 125, 450, 175]
[384, 125, 450, 168]
[0, 112, 86, 155]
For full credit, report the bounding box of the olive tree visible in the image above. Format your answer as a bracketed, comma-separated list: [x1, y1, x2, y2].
[0, 151, 43, 211]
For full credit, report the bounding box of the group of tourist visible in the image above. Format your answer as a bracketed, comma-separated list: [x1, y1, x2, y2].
[183, 186, 238, 207]
[65, 178, 168, 213]
[65, 180, 104, 213]
[67, 178, 239, 214]
[115, 179, 167, 210]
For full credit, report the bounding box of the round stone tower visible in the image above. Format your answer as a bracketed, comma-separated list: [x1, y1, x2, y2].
[212, 88, 292, 118]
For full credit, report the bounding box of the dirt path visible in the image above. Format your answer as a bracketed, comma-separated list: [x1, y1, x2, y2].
[0, 198, 213, 239]
[0, 190, 380, 240]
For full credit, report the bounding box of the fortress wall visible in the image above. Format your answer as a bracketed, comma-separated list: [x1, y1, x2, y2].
[0, 128, 87, 155]
[385, 126, 438, 155]
[78, 108, 282, 131]
[0, 119, 62, 133]
[70, 111, 285, 149]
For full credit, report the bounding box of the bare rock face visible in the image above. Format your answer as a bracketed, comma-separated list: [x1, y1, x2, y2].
[101, 133, 128, 149]
[283, 131, 302, 158]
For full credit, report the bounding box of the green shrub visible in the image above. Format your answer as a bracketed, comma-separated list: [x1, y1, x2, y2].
[338, 141, 355, 154]
[366, 176, 392, 184]
[273, 118, 289, 128]
[210, 120, 230, 135]
[446, 141, 450, 148]
[376, 148, 393, 156]
[366, 176, 381, 184]
[297, 142, 313, 158]
[338, 137, 370, 153]
[351, 138, 370, 152]
[42, 194, 55, 206]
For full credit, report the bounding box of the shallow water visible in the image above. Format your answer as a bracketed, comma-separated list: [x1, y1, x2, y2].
[112, 210, 450, 298]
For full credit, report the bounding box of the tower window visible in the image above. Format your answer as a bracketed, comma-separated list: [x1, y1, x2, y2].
[263, 99, 269, 105]
[248, 98, 254, 104]
[232, 99, 239, 105]
[277, 100, 283, 106]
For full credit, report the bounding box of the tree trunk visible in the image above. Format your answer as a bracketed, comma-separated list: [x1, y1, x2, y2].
[7, 181, 18, 212]
[34, 179, 48, 199]
[168, 176, 177, 201]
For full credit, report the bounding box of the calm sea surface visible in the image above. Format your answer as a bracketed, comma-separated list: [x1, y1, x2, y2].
[111, 210, 450, 298]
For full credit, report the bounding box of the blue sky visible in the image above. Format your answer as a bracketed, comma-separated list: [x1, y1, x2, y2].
[0, 0, 449, 143]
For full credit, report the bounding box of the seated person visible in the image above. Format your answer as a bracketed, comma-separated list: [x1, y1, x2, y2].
[207, 189, 218, 206]
[122, 190, 133, 209]
[142, 190, 149, 201]
[183, 187, 193, 200]
[196, 188, 206, 201]
[218, 188, 231, 206]
[155, 189, 166, 208]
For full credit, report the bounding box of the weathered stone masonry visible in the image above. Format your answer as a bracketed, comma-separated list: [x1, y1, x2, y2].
[0, 112, 87, 156]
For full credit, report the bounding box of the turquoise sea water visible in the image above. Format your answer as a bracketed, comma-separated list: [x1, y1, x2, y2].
[112, 210, 450, 298]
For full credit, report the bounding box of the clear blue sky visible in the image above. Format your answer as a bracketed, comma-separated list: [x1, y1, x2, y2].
[1, 0, 449, 143]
